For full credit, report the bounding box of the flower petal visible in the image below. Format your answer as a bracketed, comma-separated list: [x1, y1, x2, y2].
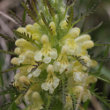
[50, 49, 57, 59]
[53, 76, 60, 88]
[41, 83, 49, 91]
[34, 51, 42, 61]
[32, 69, 41, 77]
[43, 56, 51, 64]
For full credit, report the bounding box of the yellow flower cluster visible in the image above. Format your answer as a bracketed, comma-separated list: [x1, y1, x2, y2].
[11, 16, 97, 110]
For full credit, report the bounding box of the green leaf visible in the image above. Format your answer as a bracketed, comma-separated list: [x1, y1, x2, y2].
[40, 12, 48, 26]
[71, 94, 77, 110]
[72, 0, 100, 27]
[72, 55, 89, 69]
[40, 12, 51, 33]
[95, 42, 110, 46]
[67, 5, 74, 28]
[26, 0, 38, 18]
[90, 72, 110, 84]
[43, 0, 55, 17]
[21, 2, 38, 22]
[82, 22, 103, 34]
[22, 9, 27, 26]
[97, 76, 110, 84]
[83, 100, 90, 110]
[91, 90, 110, 109]
[0, 33, 15, 42]
[1, 64, 30, 74]
[93, 57, 110, 62]
[9, 10, 23, 26]
[0, 49, 17, 55]
[31, 0, 39, 17]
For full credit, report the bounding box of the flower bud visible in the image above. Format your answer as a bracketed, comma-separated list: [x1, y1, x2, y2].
[73, 86, 84, 95]
[75, 34, 91, 43]
[65, 94, 73, 110]
[49, 22, 56, 35]
[60, 7, 65, 14]
[60, 20, 68, 29]
[33, 23, 40, 29]
[17, 27, 27, 33]
[91, 60, 98, 67]
[41, 35, 49, 44]
[82, 41, 94, 49]
[15, 38, 27, 47]
[19, 76, 30, 86]
[32, 34, 40, 41]
[11, 57, 19, 65]
[68, 27, 80, 38]
[32, 92, 40, 100]
[14, 48, 21, 54]
[26, 24, 34, 33]
[31, 92, 43, 109]
[73, 72, 84, 82]
[62, 45, 68, 53]
[47, 64, 54, 73]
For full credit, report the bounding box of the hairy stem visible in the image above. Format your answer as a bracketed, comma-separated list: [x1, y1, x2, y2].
[75, 91, 83, 110]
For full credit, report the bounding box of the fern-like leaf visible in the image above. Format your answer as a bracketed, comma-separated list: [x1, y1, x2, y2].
[0, 33, 15, 42]
[13, 30, 40, 47]
[27, 0, 38, 17]
[21, 2, 38, 22]
[72, 0, 100, 27]
[43, 0, 55, 17]
[0, 83, 30, 110]
[40, 12, 51, 33]
[91, 90, 110, 109]
[92, 57, 110, 62]
[1, 64, 30, 74]
[72, 55, 89, 69]
[31, 0, 39, 17]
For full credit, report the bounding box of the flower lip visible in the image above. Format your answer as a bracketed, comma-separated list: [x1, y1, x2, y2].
[47, 64, 54, 73]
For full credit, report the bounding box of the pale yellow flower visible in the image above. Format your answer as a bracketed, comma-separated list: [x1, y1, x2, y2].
[60, 20, 68, 29]
[54, 46, 69, 74]
[49, 21, 56, 35]
[41, 65, 60, 94]
[65, 94, 73, 110]
[34, 35, 57, 64]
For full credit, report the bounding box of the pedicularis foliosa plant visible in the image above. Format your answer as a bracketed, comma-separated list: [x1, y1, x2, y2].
[0, 0, 110, 110]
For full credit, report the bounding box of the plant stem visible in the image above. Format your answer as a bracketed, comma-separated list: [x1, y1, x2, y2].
[75, 91, 83, 110]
